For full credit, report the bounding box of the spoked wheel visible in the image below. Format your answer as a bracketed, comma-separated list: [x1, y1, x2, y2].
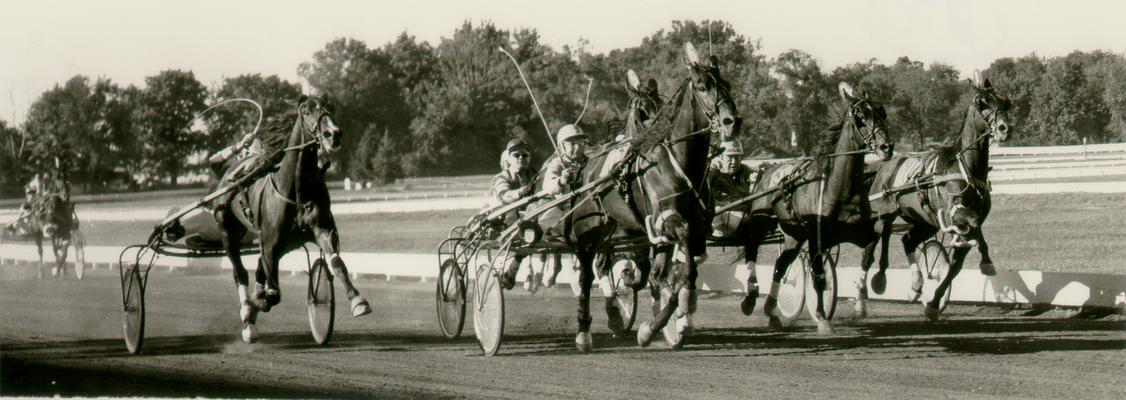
[73, 230, 86, 280]
[122, 265, 145, 354]
[609, 258, 638, 334]
[473, 263, 504, 356]
[436, 258, 467, 339]
[920, 240, 953, 312]
[772, 255, 807, 327]
[803, 248, 838, 321]
[307, 257, 335, 345]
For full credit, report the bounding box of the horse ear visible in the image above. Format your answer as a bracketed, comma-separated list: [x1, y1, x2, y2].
[627, 69, 641, 91]
[862, 90, 870, 100]
[838, 82, 857, 103]
[982, 78, 993, 90]
[972, 70, 984, 89]
[647, 78, 659, 97]
[684, 42, 701, 67]
[709, 54, 720, 70]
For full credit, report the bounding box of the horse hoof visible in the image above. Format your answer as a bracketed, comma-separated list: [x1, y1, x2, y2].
[575, 332, 593, 352]
[853, 299, 867, 318]
[265, 289, 281, 307]
[979, 262, 996, 276]
[767, 316, 784, 329]
[239, 302, 258, 323]
[637, 322, 654, 347]
[871, 271, 887, 295]
[740, 294, 757, 316]
[241, 323, 257, 343]
[908, 288, 923, 303]
[351, 297, 372, 318]
[924, 304, 941, 322]
[816, 320, 834, 335]
[606, 305, 626, 337]
[676, 314, 694, 337]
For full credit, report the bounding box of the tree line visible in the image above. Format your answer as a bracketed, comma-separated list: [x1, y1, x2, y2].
[3, 20, 1125, 196]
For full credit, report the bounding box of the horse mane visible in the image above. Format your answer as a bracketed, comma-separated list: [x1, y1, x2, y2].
[257, 107, 299, 160]
[817, 122, 844, 156]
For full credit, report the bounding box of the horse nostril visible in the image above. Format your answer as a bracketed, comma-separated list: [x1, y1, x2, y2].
[998, 124, 1008, 132]
[722, 117, 734, 127]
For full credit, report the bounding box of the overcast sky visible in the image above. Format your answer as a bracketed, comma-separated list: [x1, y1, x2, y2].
[2, 0, 1124, 123]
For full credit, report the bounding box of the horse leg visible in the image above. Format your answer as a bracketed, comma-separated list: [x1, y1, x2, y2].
[902, 226, 935, 302]
[638, 248, 674, 347]
[54, 237, 69, 279]
[35, 236, 43, 280]
[926, 245, 969, 321]
[740, 230, 761, 316]
[976, 232, 996, 276]
[598, 252, 626, 337]
[218, 208, 256, 343]
[872, 218, 894, 294]
[807, 237, 833, 335]
[674, 244, 699, 338]
[575, 249, 596, 352]
[312, 225, 371, 317]
[764, 235, 803, 328]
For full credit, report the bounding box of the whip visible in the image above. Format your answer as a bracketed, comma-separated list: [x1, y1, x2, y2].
[498, 47, 556, 150]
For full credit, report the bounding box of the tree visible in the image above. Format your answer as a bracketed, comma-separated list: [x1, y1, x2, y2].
[22, 76, 100, 186]
[773, 49, 831, 154]
[0, 120, 25, 196]
[132, 70, 208, 186]
[206, 74, 303, 152]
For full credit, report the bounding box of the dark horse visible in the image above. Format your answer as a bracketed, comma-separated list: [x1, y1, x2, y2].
[562, 42, 739, 350]
[23, 192, 82, 279]
[857, 71, 1011, 320]
[212, 95, 371, 343]
[740, 83, 892, 333]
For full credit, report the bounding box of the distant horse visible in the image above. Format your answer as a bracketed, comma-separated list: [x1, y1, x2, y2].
[857, 71, 1012, 320]
[744, 83, 892, 333]
[212, 95, 371, 343]
[562, 42, 739, 351]
[30, 193, 83, 279]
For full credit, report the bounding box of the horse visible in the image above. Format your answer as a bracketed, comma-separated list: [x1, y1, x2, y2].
[212, 95, 372, 343]
[741, 83, 892, 334]
[25, 192, 81, 279]
[558, 42, 739, 351]
[856, 71, 1012, 320]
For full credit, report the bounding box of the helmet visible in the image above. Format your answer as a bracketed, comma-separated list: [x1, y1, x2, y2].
[555, 124, 588, 147]
[505, 138, 530, 154]
[720, 140, 744, 156]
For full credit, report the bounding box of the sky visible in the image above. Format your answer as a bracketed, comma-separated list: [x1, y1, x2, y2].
[2, 0, 1125, 124]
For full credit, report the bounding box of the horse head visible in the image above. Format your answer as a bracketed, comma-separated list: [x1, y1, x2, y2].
[683, 42, 740, 141]
[294, 94, 342, 154]
[625, 69, 661, 133]
[838, 82, 893, 160]
[971, 70, 1012, 144]
[35, 194, 71, 239]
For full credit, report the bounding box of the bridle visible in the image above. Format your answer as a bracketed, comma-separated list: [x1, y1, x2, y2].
[282, 100, 335, 153]
[846, 99, 889, 156]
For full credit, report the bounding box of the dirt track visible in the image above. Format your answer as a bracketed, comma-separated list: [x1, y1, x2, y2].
[2, 266, 1124, 399]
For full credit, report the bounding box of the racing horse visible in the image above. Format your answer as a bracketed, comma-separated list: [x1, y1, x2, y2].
[857, 71, 1011, 319]
[747, 83, 892, 333]
[563, 42, 739, 350]
[22, 192, 82, 279]
[212, 95, 371, 343]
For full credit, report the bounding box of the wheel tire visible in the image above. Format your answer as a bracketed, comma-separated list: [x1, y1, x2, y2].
[73, 230, 86, 280]
[122, 266, 145, 354]
[307, 258, 335, 345]
[804, 249, 838, 321]
[436, 258, 467, 339]
[920, 240, 953, 312]
[773, 255, 807, 326]
[473, 265, 505, 356]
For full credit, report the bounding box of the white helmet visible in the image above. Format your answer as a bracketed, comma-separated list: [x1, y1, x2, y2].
[556, 124, 588, 147]
[720, 140, 744, 156]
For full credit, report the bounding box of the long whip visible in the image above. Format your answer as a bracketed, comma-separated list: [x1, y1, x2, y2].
[498, 47, 556, 150]
[574, 75, 594, 125]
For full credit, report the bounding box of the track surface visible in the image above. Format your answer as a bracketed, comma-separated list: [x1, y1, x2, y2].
[2, 267, 1124, 399]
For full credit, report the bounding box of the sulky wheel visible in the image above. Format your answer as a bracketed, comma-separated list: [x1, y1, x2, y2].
[920, 240, 953, 312]
[73, 230, 86, 280]
[473, 263, 505, 356]
[436, 258, 467, 339]
[803, 248, 838, 321]
[122, 265, 146, 354]
[307, 257, 335, 345]
[772, 254, 807, 327]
